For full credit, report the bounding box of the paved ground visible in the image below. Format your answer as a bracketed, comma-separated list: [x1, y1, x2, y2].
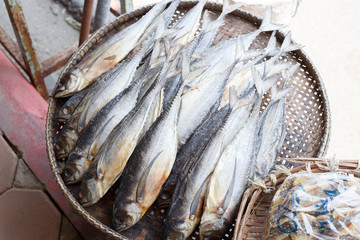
[0, 131, 82, 240]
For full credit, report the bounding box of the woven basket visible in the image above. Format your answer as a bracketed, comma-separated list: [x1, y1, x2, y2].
[234, 158, 360, 240]
[45, 1, 331, 239]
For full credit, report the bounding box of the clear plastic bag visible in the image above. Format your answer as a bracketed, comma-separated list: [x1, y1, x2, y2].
[266, 172, 360, 239]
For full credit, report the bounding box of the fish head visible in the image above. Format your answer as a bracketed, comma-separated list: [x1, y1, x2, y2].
[112, 201, 142, 231]
[164, 230, 185, 240]
[164, 217, 195, 240]
[55, 129, 78, 159]
[57, 104, 75, 122]
[55, 67, 83, 98]
[199, 219, 230, 240]
[79, 176, 102, 207]
[63, 153, 89, 184]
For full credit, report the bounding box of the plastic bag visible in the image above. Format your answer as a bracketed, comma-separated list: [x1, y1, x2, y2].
[266, 172, 360, 239]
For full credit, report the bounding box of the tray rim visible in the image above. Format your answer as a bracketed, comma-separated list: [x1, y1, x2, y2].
[45, 1, 331, 239]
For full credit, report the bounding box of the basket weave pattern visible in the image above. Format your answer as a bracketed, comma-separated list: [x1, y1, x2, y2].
[46, 2, 331, 239]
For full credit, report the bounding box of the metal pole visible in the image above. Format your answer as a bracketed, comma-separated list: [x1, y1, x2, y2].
[120, 0, 134, 14]
[93, 0, 111, 32]
[79, 0, 94, 46]
[3, 0, 49, 99]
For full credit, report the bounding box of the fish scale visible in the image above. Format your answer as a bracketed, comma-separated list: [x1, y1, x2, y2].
[54, 0, 172, 98]
[78, 53, 174, 207]
[112, 59, 186, 231]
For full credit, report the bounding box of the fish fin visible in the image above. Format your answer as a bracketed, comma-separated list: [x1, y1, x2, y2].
[259, 8, 283, 32]
[163, 0, 181, 27]
[234, 36, 246, 62]
[160, 28, 180, 39]
[279, 32, 303, 53]
[282, 63, 300, 83]
[264, 31, 278, 56]
[163, 38, 171, 57]
[182, 51, 191, 83]
[189, 173, 212, 219]
[191, 52, 203, 59]
[228, 86, 255, 111]
[270, 86, 293, 103]
[221, 0, 243, 16]
[136, 150, 164, 202]
[88, 116, 115, 159]
[220, 158, 237, 212]
[252, 67, 276, 96]
[149, 39, 162, 68]
[202, 10, 225, 33]
[264, 61, 291, 78]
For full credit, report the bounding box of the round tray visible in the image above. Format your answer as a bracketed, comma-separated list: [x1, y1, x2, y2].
[45, 1, 331, 239]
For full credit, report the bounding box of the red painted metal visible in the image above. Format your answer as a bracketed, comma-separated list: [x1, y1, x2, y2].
[0, 49, 113, 240]
[79, 0, 94, 46]
[4, 0, 49, 99]
[0, 25, 27, 71]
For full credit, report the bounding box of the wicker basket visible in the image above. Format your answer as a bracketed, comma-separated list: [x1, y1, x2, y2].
[234, 158, 360, 240]
[45, 1, 331, 239]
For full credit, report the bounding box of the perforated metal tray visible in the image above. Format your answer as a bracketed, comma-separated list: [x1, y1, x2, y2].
[46, 1, 331, 239]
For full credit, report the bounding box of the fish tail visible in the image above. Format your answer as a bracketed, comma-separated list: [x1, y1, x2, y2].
[282, 63, 300, 83]
[221, 0, 243, 17]
[202, 10, 225, 33]
[252, 67, 277, 96]
[280, 32, 303, 53]
[264, 31, 278, 56]
[228, 86, 254, 110]
[259, 8, 283, 32]
[270, 85, 293, 103]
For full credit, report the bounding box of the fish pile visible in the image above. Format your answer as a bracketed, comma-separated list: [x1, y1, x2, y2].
[53, 0, 301, 239]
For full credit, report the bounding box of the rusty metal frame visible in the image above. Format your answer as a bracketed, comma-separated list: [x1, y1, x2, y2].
[79, 0, 94, 46]
[2, 0, 133, 99]
[4, 0, 49, 99]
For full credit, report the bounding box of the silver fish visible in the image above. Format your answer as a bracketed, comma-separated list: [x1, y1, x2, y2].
[54, 70, 113, 159]
[192, 0, 242, 56]
[75, 30, 164, 134]
[199, 69, 278, 239]
[159, 104, 230, 202]
[254, 65, 298, 178]
[56, 85, 91, 122]
[63, 67, 146, 184]
[54, 0, 172, 98]
[177, 37, 253, 149]
[164, 110, 231, 240]
[112, 55, 188, 231]
[78, 53, 173, 207]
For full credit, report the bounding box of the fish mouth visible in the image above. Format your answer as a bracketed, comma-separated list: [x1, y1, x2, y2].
[199, 219, 229, 240]
[54, 67, 82, 98]
[63, 168, 75, 184]
[112, 202, 142, 232]
[63, 154, 88, 184]
[164, 230, 185, 240]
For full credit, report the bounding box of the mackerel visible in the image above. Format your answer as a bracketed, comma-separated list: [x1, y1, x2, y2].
[54, 0, 172, 97]
[164, 109, 231, 240]
[199, 68, 278, 239]
[56, 85, 91, 123]
[254, 65, 298, 178]
[78, 52, 173, 206]
[63, 67, 147, 184]
[159, 104, 230, 202]
[112, 55, 189, 231]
